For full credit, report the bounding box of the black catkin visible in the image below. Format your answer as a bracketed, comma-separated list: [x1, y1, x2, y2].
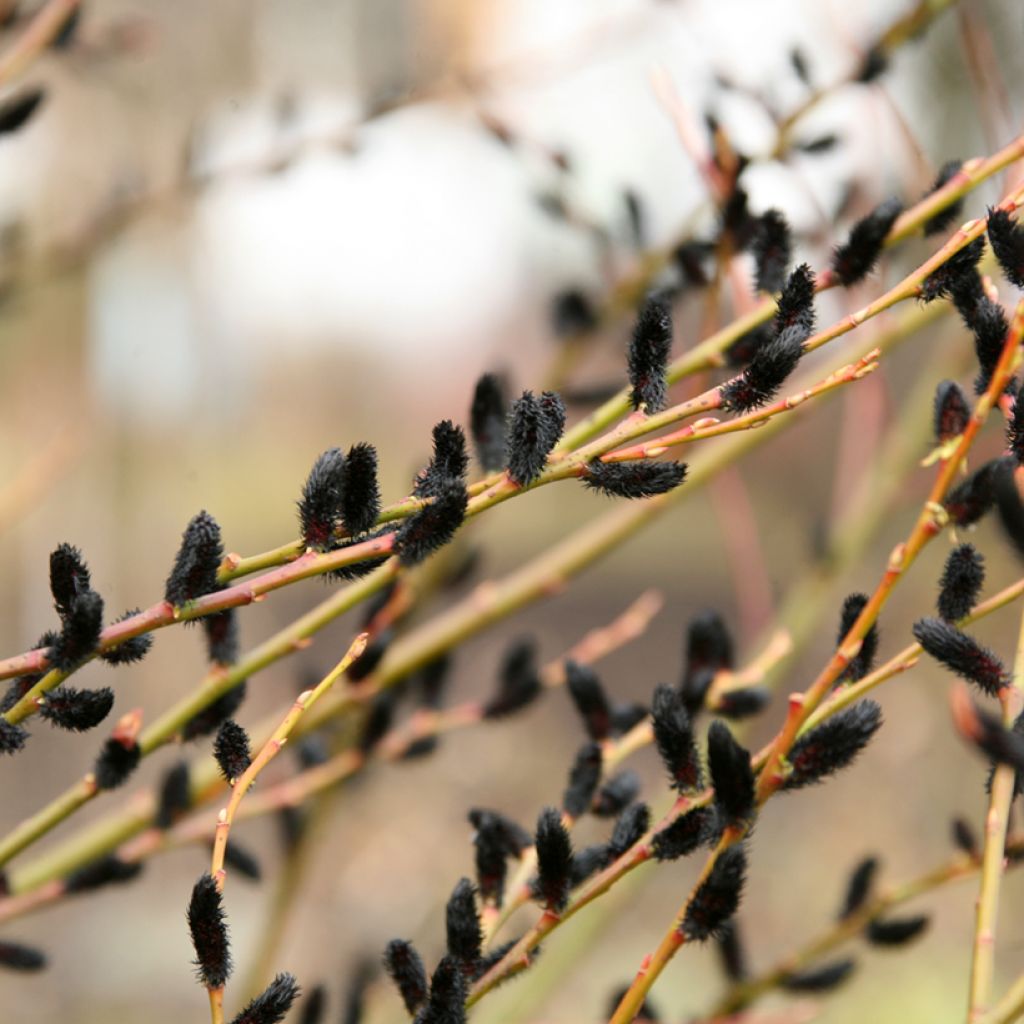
[101, 608, 154, 666]
[562, 742, 603, 818]
[52, 590, 104, 669]
[987, 207, 1024, 289]
[165, 511, 224, 605]
[784, 701, 883, 789]
[838, 856, 878, 919]
[534, 807, 573, 912]
[938, 544, 985, 622]
[565, 660, 612, 740]
[933, 380, 970, 443]
[188, 873, 232, 988]
[651, 807, 713, 861]
[394, 479, 468, 566]
[230, 973, 301, 1024]
[445, 878, 483, 970]
[628, 293, 673, 413]
[611, 702, 648, 734]
[94, 737, 141, 790]
[552, 289, 598, 338]
[0, 88, 45, 134]
[714, 920, 747, 982]
[961, 702, 1024, 776]
[414, 422, 468, 498]
[156, 761, 192, 829]
[773, 264, 816, 337]
[652, 684, 701, 790]
[0, 719, 29, 755]
[794, 134, 839, 155]
[751, 209, 792, 294]
[951, 279, 1011, 396]
[0, 940, 46, 971]
[836, 593, 879, 683]
[214, 720, 252, 783]
[65, 855, 142, 894]
[570, 844, 610, 888]
[482, 638, 541, 719]
[340, 442, 382, 536]
[1009, 385, 1024, 465]
[472, 826, 508, 908]
[223, 840, 262, 882]
[298, 985, 326, 1024]
[944, 457, 1012, 527]
[714, 687, 771, 720]
[417, 956, 466, 1024]
[505, 391, 557, 485]
[920, 236, 986, 303]
[720, 324, 804, 412]
[470, 373, 508, 472]
[995, 465, 1024, 558]
[781, 959, 857, 992]
[383, 940, 428, 1014]
[831, 197, 903, 286]
[707, 721, 755, 825]
[358, 693, 395, 755]
[582, 460, 687, 499]
[681, 611, 734, 713]
[866, 915, 930, 947]
[913, 617, 1009, 696]
[49, 542, 91, 620]
[298, 449, 345, 550]
[624, 188, 646, 248]
[682, 845, 747, 941]
[468, 808, 532, 856]
[39, 686, 114, 732]
[203, 609, 239, 666]
[182, 682, 248, 741]
[593, 771, 642, 817]
[923, 160, 964, 236]
[607, 802, 650, 859]
[952, 817, 980, 857]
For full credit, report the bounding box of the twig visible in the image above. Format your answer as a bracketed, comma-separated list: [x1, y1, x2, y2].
[0, 0, 79, 87]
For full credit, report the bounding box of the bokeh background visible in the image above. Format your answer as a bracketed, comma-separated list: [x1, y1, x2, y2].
[2, 0, 1024, 1021]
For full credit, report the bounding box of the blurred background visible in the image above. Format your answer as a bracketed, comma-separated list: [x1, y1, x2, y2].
[2, 0, 1024, 1020]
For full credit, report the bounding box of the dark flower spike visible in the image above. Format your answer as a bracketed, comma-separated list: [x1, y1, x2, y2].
[944, 457, 1013, 527]
[780, 959, 857, 992]
[203, 609, 239, 666]
[298, 449, 345, 550]
[628, 293, 673, 413]
[950, 280, 1011, 395]
[299, 985, 326, 1024]
[49, 542, 91, 621]
[340, 442, 382, 536]
[156, 761, 192, 829]
[593, 771, 642, 817]
[0, 719, 29, 755]
[773, 264, 816, 337]
[165, 510, 224, 605]
[534, 807, 574, 912]
[383, 939, 428, 1014]
[39, 685, 114, 732]
[182, 681, 248, 740]
[340, 960, 373, 1024]
[569, 844, 610, 888]
[923, 160, 964, 236]
[933, 380, 971, 443]
[472, 939, 520, 982]
[472, 824, 508, 907]
[0, 87, 45, 134]
[952, 817, 979, 858]
[565, 659, 612, 740]
[0, 940, 46, 971]
[65, 855, 142, 894]
[214, 720, 252, 784]
[482, 638, 542, 719]
[415, 422, 468, 498]
[582, 460, 687, 499]
[720, 323, 804, 412]
[952, 693, 1024, 778]
[794, 134, 839, 155]
[938, 544, 985, 622]
[230, 972, 301, 1024]
[838, 856, 878, 920]
[505, 391, 556, 486]
[624, 188, 646, 248]
[94, 710, 143, 789]
[358, 692, 395, 754]
[563, 741, 603, 818]
[831, 197, 903, 286]
[552, 289, 598, 338]
[470, 373, 508, 472]
[707, 721, 755, 825]
[920, 236, 986, 303]
[714, 919, 747, 982]
[188, 873, 232, 988]
[607, 802, 650, 859]
[651, 683, 702, 791]
[682, 610, 734, 712]
[101, 608, 154, 666]
[913, 617, 1009, 696]
[713, 687, 771, 719]
[865, 915, 930, 947]
[857, 46, 888, 82]
[52, 590, 104, 670]
[751, 209, 792, 294]
[394, 479, 468, 566]
[835, 593, 878, 683]
[417, 956, 467, 1024]
[724, 323, 772, 368]
[445, 878, 483, 970]
[610, 702, 649, 734]
[1009, 384, 1024, 465]
[784, 700, 883, 789]
[223, 840, 262, 882]
[995, 465, 1024, 558]
[987, 207, 1024, 289]
[651, 806, 714, 861]
[468, 808, 532, 856]
[682, 844, 747, 941]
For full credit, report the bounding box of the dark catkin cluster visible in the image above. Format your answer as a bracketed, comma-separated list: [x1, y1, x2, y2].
[93, 730, 141, 790]
[922, 160, 965, 236]
[230, 973, 301, 1024]
[565, 660, 612, 740]
[0, 88, 46, 135]
[416, 956, 468, 1024]
[414, 421, 469, 498]
[773, 263, 817, 336]
[64, 855, 142, 894]
[944, 457, 1011, 526]
[188, 873, 232, 988]
[919, 236, 986, 303]
[0, 940, 47, 972]
[783, 701, 883, 789]
[866, 915, 930, 947]
[987, 207, 1024, 289]
[713, 686, 771, 720]
[51, 589, 104, 671]
[682, 845, 747, 941]
[628, 294, 673, 413]
[505, 390, 566, 485]
[562, 742, 603, 818]
[482, 638, 542, 718]
[781, 959, 857, 993]
[707, 721, 755, 826]
[156, 761, 192, 829]
[165, 511, 223, 606]
[933, 380, 970, 443]
[214, 720, 252, 783]
[913, 617, 1008, 696]
[445, 878, 483, 975]
[720, 324, 805, 413]
[298, 445, 382, 550]
[39, 685, 114, 732]
[49, 542, 91, 620]
[751, 209, 792, 294]
[582, 459, 687, 499]
[383, 939, 428, 1014]
[0, 718, 28, 755]
[835, 593, 879, 682]
[651, 684, 702, 791]
[469, 808, 531, 907]
[393, 479, 468, 567]
[680, 610, 734, 714]
[949, 274, 1010, 395]
[838, 856, 877, 919]
[182, 682, 248, 741]
[470, 373, 508, 472]
[937, 544, 984, 622]
[534, 807, 574, 912]
[1008, 385, 1024, 465]
[101, 608, 154, 666]
[830, 197, 903, 286]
